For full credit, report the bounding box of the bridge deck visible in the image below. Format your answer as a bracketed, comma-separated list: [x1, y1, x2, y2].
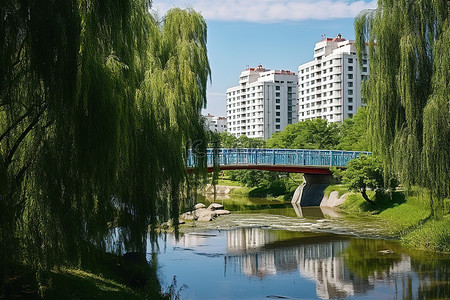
[187, 148, 370, 173]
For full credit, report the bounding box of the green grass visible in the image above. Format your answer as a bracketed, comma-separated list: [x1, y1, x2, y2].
[324, 184, 348, 198]
[44, 268, 141, 299]
[339, 187, 450, 252]
[402, 218, 450, 252]
[217, 179, 243, 186]
[2, 250, 172, 300]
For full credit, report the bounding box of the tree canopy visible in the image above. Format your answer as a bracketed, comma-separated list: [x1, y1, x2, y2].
[266, 118, 341, 149]
[339, 155, 397, 205]
[355, 0, 449, 209]
[0, 0, 210, 287]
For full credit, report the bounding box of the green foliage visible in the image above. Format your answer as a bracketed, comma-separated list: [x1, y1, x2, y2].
[355, 1, 449, 209]
[0, 1, 210, 289]
[341, 155, 386, 194]
[217, 132, 265, 148]
[336, 106, 370, 151]
[338, 155, 398, 206]
[266, 118, 340, 149]
[402, 218, 450, 252]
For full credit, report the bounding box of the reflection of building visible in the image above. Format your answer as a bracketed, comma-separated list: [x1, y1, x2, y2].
[225, 227, 416, 299]
[227, 227, 275, 253]
[225, 228, 370, 299]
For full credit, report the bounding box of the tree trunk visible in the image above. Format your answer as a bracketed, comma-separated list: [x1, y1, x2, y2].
[360, 188, 375, 205]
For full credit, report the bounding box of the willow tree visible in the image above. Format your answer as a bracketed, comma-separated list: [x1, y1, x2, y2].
[0, 0, 210, 287]
[355, 0, 449, 213]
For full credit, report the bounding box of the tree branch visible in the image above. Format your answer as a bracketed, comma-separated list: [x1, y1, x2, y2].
[0, 108, 34, 143]
[6, 105, 46, 167]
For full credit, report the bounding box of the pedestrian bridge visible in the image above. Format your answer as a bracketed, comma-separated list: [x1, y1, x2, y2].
[187, 148, 370, 174]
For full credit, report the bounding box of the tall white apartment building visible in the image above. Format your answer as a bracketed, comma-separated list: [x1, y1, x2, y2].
[298, 34, 369, 122]
[226, 65, 298, 139]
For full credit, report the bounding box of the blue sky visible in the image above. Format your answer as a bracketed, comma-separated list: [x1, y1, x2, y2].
[151, 0, 377, 116]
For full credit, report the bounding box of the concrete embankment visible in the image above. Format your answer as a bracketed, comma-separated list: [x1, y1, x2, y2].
[291, 174, 334, 206]
[320, 191, 348, 207]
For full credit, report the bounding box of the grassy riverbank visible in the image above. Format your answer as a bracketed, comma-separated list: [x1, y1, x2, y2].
[1, 252, 174, 300]
[330, 185, 450, 252]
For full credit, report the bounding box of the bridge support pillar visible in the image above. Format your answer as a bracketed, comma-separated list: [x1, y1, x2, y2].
[291, 174, 333, 206]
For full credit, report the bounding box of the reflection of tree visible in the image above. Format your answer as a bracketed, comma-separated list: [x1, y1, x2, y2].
[343, 239, 404, 278]
[408, 252, 450, 299]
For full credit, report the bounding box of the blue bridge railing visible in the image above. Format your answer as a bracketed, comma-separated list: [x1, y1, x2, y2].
[187, 148, 370, 169]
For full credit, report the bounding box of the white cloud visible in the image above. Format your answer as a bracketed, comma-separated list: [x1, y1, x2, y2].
[151, 0, 377, 23]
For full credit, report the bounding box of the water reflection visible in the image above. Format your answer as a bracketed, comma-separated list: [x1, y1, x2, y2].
[291, 203, 344, 219]
[225, 228, 373, 299]
[157, 227, 449, 299]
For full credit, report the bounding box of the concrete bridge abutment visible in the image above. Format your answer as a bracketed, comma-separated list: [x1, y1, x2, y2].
[291, 174, 333, 206]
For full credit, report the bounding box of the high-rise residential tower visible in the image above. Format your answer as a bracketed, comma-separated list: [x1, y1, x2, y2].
[226, 65, 298, 139]
[297, 34, 369, 122]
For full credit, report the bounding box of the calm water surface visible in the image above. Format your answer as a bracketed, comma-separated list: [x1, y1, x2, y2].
[151, 197, 449, 299]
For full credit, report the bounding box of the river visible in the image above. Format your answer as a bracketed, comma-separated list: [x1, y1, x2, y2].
[150, 196, 449, 299]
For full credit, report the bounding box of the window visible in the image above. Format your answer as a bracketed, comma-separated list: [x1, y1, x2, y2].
[276, 118, 280, 123]
[348, 82, 353, 87]
[348, 66, 353, 71]
[348, 58, 353, 63]
[348, 74, 353, 79]
[276, 125, 281, 129]
[348, 97, 353, 103]
[348, 89, 353, 95]
[276, 112, 280, 116]
[276, 105, 280, 110]
[362, 59, 368, 65]
[276, 92, 280, 97]
[275, 86, 280, 90]
[348, 113, 353, 118]
[362, 67, 368, 72]
[276, 99, 280, 103]
[348, 105, 353, 111]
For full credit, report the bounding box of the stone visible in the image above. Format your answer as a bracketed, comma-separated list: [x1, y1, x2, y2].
[214, 209, 230, 215]
[194, 203, 206, 209]
[197, 214, 213, 222]
[180, 211, 197, 220]
[196, 210, 217, 221]
[207, 203, 224, 210]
